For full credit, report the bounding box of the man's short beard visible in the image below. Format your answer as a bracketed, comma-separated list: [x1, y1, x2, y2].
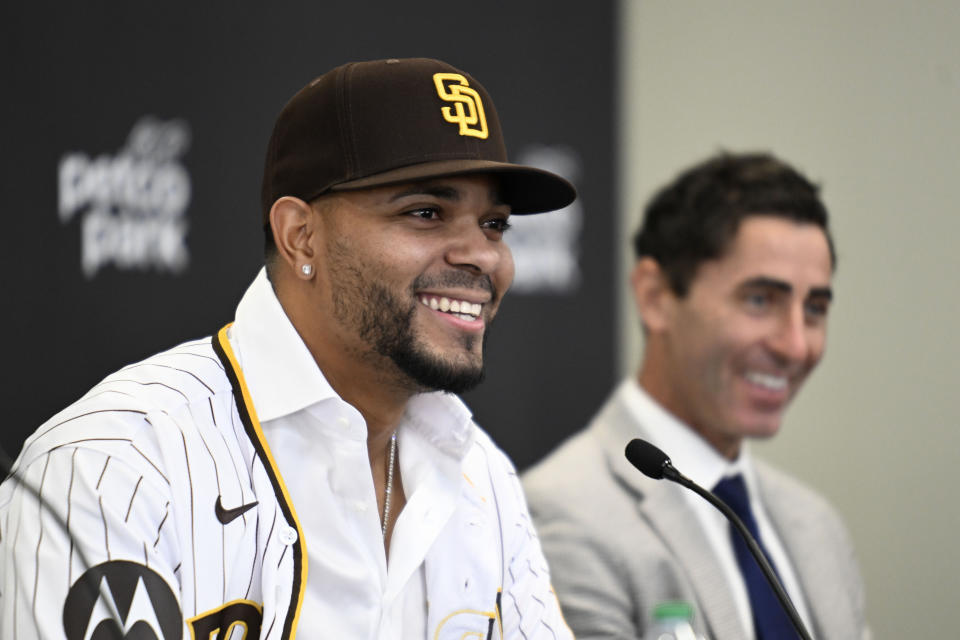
[387, 316, 487, 394]
[354, 282, 487, 394]
[328, 251, 492, 394]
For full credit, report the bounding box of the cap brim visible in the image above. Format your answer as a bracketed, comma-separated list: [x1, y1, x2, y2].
[329, 159, 576, 214]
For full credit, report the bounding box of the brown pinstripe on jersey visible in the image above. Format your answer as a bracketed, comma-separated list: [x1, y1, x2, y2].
[0, 336, 274, 638]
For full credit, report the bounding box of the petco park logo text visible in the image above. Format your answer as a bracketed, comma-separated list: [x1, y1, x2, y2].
[58, 116, 192, 278]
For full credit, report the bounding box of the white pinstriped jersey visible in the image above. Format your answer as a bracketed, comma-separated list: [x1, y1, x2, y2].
[0, 294, 571, 639]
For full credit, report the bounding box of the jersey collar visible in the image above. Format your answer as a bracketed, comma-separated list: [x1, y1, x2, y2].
[230, 268, 475, 459]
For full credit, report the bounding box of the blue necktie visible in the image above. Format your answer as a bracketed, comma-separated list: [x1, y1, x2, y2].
[712, 474, 800, 640]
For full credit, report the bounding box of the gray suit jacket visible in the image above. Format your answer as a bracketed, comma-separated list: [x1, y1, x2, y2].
[523, 389, 869, 640]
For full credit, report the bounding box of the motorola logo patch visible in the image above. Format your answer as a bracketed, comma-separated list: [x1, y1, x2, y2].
[63, 560, 181, 640]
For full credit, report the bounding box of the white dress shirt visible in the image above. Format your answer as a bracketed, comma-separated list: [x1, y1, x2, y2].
[228, 268, 567, 639]
[620, 378, 814, 638]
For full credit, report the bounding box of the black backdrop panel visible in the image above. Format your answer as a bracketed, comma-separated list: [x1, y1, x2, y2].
[3, 2, 617, 471]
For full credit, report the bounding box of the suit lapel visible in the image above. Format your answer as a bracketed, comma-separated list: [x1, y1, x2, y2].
[756, 463, 828, 639]
[593, 395, 747, 640]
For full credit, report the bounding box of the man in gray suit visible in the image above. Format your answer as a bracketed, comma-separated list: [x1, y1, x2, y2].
[524, 152, 869, 639]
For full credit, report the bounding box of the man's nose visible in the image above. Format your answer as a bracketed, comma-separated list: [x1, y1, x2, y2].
[445, 224, 502, 275]
[768, 305, 813, 363]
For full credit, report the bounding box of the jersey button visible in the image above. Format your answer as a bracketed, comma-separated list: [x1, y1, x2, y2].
[278, 526, 298, 545]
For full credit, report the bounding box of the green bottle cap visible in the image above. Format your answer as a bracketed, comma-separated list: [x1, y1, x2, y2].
[653, 601, 694, 621]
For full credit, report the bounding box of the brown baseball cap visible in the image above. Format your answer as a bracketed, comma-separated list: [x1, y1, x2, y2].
[261, 57, 576, 223]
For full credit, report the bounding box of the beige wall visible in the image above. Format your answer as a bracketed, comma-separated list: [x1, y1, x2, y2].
[619, 1, 960, 636]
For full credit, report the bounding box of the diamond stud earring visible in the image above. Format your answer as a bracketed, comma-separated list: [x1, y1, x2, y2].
[301, 264, 313, 276]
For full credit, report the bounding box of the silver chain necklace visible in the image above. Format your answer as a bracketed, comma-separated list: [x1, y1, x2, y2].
[381, 432, 398, 537]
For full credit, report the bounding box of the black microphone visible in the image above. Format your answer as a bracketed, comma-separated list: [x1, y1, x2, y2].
[624, 438, 813, 640]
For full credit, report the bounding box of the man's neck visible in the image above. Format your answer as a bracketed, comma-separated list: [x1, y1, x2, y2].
[275, 274, 414, 442]
[634, 369, 742, 461]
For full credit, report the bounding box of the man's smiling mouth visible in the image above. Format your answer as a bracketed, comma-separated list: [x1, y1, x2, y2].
[417, 295, 482, 321]
[745, 371, 788, 391]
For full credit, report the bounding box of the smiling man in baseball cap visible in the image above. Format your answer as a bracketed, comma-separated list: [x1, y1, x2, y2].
[1, 58, 574, 639]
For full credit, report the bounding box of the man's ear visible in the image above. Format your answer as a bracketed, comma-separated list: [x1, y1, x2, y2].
[269, 196, 317, 280]
[630, 257, 674, 332]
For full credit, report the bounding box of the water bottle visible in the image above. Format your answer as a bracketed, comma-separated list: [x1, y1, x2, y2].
[644, 601, 702, 640]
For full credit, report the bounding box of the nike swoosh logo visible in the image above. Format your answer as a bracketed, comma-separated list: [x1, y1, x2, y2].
[215, 496, 259, 525]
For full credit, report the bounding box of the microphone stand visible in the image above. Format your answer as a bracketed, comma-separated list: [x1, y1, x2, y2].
[659, 461, 813, 640]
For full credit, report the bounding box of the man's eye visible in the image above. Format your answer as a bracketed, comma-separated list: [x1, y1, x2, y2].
[744, 292, 770, 310]
[482, 218, 512, 233]
[407, 207, 440, 220]
[805, 299, 830, 318]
